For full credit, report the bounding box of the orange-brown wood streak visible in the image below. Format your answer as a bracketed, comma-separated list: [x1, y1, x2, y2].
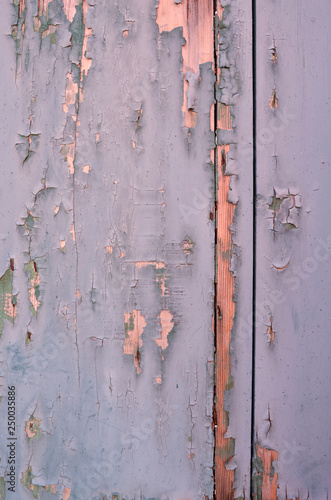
[215, 144, 235, 499]
[156, 0, 213, 127]
[257, 445, 279, 500]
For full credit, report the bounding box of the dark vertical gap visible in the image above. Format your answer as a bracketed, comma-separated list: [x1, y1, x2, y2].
[212, 0, 218, 497]
[250, 0, 257, 496]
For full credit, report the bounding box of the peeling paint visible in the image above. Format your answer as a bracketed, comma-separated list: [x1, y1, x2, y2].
[269, 89, 278, 109]
[135, 261, 165, 269]
[155, 310, 174, 351]
[254, 445, 278, 500]
[21, 467, 39, 498]
[24, 260, 42, 316]
[25, 415, 41, 439]
[156, 0, 213, 127]
[62, 487, 71, 500]
[63, 0, 81, 23]
[124, 310, 147, 374]
[266, 315, 275, 344]
[11, 0, 26, 78]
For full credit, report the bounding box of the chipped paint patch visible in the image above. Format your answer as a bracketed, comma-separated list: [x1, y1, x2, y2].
[0, 260, 17, 335]
[80, 0, 93, 79]
[82, 164, 90, 173]
[155, 376, 162, 384]
[45, 485, 56, 494]
[268, 189, 300, 234]
[156, 0, 213, 127]
[182, 236, 194, 256]
[62, 487, 71, 500]
[269, 89, 278, 109]
[21, 467, 39, 498]
[155, 267, 168, 297]
[11, 0, 26, 78]
[254, 445, 279, 500]
[63, 0, 81, 23]
[60, 143, 75, 175]
[24, 260, 42, 316]
[267, 315, 275, 344]
[105, 245, 113, 254]
[155, 310, 174, 351]
[135, 261, 165, 269]
[63, 73, 78, 113]
[70, 224, 76, 241]
[217, 103, 233, 130]
[21, 466, 56, 497]
[25, 415, 41, 439]
[124, 310, 146, 374]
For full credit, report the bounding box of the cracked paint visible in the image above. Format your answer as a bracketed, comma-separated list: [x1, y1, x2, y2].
[268, 189, 300, 234]
[61, 0, 92, 173]
[11, 0, 26, 78]
[124, 310, 146, 374]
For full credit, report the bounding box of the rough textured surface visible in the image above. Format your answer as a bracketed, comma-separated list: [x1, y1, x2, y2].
[254, 0, 331, 498]
[0, 0, 215, 498]
[1, 0, 330, 498]
[214, 1, 253, 498]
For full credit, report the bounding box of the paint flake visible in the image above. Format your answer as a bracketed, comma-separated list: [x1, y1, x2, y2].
[155, 310, 174, 350]
[124, 310, 146, 374]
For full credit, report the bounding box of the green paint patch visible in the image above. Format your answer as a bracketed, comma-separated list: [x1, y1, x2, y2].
[182, 236, 194, 255]
[283, 222, 297, 231]
[268, 190, 283, 212]
[215, 437, 235, 461]
[24, 260, 42, 316]
[0, 477, 5, 499]
[21, 466, 56, 497]
[222, 247, 232, 263]
[225, 374, 233, 391]
[21, 467, 39, 499]
[0, 260, 17, 336]
[25, 415, 41, 440]
[253, 456, 264, 500]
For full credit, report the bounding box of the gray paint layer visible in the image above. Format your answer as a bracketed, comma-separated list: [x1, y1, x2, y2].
[255, 0, 331, 498]
[0, 0, 215, 498]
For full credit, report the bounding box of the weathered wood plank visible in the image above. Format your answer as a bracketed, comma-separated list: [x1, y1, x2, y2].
[0, 0, 217, 498]
[214, 0, 253, 498]
[254, 1, 331, 498]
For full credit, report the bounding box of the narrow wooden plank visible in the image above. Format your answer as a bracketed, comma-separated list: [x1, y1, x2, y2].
[214, 0, 253, 498]
[0, 0, 216, 498]
[254, 0, 331, 498]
